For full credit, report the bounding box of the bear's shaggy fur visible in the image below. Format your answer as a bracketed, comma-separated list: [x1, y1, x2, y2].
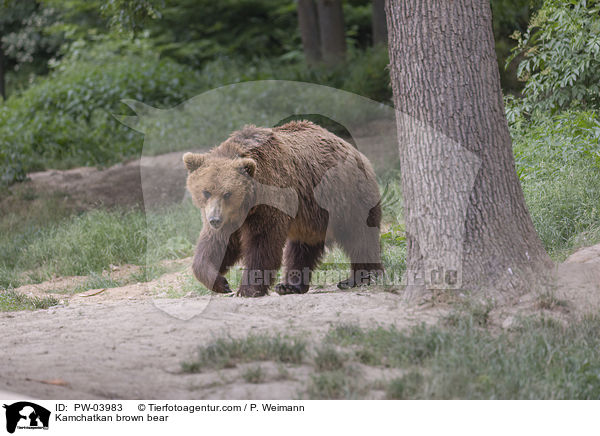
[184, 121, 383, 297]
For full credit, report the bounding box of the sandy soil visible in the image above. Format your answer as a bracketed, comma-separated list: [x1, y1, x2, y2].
[1, 281, 446, 399]
[1, 251, 599, 400]
[1, 158, 599, 400]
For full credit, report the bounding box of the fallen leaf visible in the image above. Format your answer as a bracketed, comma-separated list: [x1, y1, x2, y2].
[78, 288, 107, 297]
[25, 378, 70, 387]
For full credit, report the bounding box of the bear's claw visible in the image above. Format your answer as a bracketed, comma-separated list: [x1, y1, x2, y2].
[274, 283, 308, 295]
[212, 276, 232, 293]
[236, 286, 267, 298]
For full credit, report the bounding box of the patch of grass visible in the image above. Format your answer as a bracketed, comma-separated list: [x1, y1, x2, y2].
[326, 324, 442, 367]
[64, 273, 124, 295]
[443, 299, 495, 328]
[536, 291, 570, 312]
[512, 110, 600, 259]
[327, 315, 600, 399]
[325, 323, 366, 345]
[0, 188, 75, 236]
[385, 371, 425, 400]
[313, 346, 345, 372]
[242, 365, 264, 384]
[305, 369, 364, 400]
[0, 201, 202, 289]
[181, 334, 307, 372]
[157, 274, 212, 298]
[0, 289, 59, 312]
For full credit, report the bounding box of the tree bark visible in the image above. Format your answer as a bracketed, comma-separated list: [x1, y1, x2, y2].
[297, 0, 322, 66]
[316, 0, 346, 65]
[386, 0, 552, 298]
[372, 0, 387, 46]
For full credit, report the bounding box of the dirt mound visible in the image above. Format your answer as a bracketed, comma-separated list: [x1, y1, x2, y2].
[24, 152, 187, 210]
[565, 243, 600, 265]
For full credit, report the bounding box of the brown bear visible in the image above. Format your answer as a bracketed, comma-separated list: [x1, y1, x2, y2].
[183, 121, 383, 297]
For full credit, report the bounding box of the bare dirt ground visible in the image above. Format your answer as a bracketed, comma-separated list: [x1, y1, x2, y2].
[1, 158, 599, 400]
[2, 252, 598, 400]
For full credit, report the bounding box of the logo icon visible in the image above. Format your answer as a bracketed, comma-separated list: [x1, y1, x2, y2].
[3, 402, 50, 434]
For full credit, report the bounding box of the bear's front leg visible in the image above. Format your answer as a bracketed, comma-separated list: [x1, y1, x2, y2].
[193, 230, 241, 293]
[237, 219, 287, 297]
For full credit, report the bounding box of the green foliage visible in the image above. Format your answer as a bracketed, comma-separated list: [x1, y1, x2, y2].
[0, 36, 200, 184]
[0, 0, 63, 83]
[0, 40, 390, 185]
[148, 0, 300, 67]
[491, 0, 540, 92]
[510, 109, 600, 257]
[509, 0, 600, 113]
[0, 289, 59, 312]
[100, 0, 162, 33]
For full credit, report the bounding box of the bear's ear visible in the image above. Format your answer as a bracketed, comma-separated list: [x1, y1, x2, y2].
[237, 158, 256, 177]
[183, 152, 205, 172]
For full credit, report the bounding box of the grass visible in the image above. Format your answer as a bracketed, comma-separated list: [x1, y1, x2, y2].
[0, 289, 59, 312]
[313, 346, 346, 372]
[181, 334, 307, 372]
[156, 273, 213, 298]
[305, 368, 365, 400]
[385, 371, 425, 400]
[323, 314, 600, 399]
[242, 365, 265, 384]
[512, 110, 600, 259]
[178, 299, 600, 399]
[536, 290, 570, 312]
[0, 199, 203, 289]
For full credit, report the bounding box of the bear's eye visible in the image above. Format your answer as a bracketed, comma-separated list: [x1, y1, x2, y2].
[223, 192, 232, 200]
[202, 190, 211, 199]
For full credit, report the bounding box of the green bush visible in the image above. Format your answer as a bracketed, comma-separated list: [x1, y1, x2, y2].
[509, 0, 600, 113]
[0, 38, 391, 185]
[510, 109, 600, 256]
[0, 36, 201, 185]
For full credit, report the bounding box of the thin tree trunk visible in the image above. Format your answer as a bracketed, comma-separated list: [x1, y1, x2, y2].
[298, 0, 322, 65]
[0, 41, 5, 101]
[372, 0, 387, 46]
[316, 0, 346, 65]
[386, 0, 552, 299]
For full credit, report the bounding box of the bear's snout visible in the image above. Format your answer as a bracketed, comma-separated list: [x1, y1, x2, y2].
[208, 217, 223, 229]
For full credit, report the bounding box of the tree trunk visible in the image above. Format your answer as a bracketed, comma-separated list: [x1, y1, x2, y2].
[0, 41, 5, 101]
[316, 0, 346, 65]
[386, 0, 552, 299]
[297, 0, 322, 66]
[372, 0, 387, 46]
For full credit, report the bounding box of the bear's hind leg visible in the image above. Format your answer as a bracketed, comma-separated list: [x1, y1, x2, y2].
[336, 216, 383, 289]
[275, 241, 325, 295]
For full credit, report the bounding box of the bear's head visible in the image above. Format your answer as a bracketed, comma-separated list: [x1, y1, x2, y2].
[183, 152, 257, 231]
